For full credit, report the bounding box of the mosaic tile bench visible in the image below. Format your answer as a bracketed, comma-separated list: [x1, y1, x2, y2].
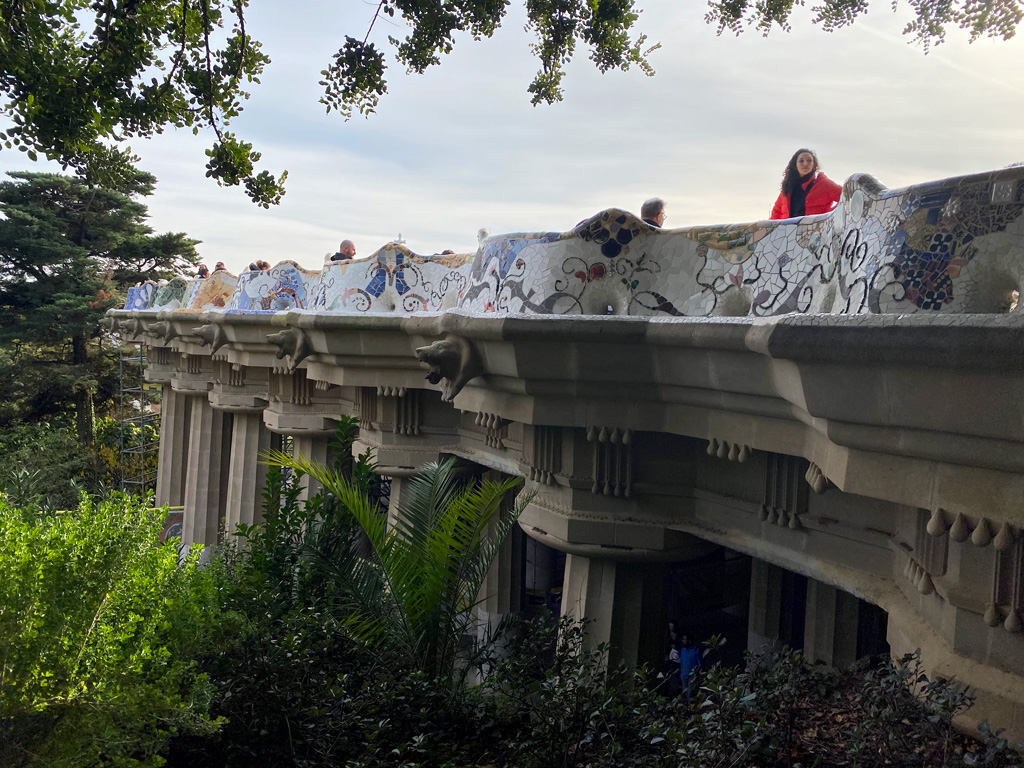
[123, 165, 1024, 317]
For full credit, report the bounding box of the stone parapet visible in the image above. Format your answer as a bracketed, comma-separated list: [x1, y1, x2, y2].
[123, 166, 1024, 319]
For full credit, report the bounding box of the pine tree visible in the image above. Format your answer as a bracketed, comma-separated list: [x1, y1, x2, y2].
[0, 171, 198, 445]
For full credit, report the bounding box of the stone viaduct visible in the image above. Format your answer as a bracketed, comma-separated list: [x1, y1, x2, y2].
[111, 166, 1024, 740]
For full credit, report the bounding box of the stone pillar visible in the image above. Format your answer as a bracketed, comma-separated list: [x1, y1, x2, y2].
[803, 578, 860, 669]
[561, 555, 667, 672]
[224, 410, 272, 535]
[386, 475, 410, 530]
[291, 432, 332, 502]
[477, 514, 525, 639]
[155, 385, 191, 508]
[181, 397, 229, 553]
[748, 560, 784, 655]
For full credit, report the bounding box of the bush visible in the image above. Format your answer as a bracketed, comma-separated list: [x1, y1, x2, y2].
[0, 493, 222, 767]
[0, 421, 92, 509]
[162, 417, 1023, 767]
[0, 416, 160, 510]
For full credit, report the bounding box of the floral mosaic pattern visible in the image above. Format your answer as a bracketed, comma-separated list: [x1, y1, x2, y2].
[227, 261, 320, 312]
[151, 278, 188, 310]
[119, 166, 1024, 318]
[182, 270, 238, 311]
[462, 232, 564, 312]
[308, 244, 473, 313]
[124, 282, 155, 310]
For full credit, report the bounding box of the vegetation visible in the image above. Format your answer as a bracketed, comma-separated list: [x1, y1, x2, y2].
[9, 0, 1010, 206]
[0, 493, 223, 768]
[0, 170, 196, 446]
[267, 422, 528, 690]
[0, 0, 655, 205]
[1, 419, 1021, 766]
[706, 0, 1022, 50]
[0, 417, 158, 510]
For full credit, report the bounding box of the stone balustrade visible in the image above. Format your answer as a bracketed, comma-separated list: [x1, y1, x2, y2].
[124, 165, 1024, 318]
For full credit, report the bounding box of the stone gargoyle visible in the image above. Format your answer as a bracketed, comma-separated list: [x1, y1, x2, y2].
[414, 335, 484, 402]
[266, 328, 313, 370]
[147, 320, 177, 342]
[192, 323, 227, 352]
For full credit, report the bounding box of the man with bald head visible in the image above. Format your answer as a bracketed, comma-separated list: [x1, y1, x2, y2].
[331, 239, 357, 261]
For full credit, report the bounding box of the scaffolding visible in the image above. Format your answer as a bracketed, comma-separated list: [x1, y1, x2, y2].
[118, 342, 160, 495]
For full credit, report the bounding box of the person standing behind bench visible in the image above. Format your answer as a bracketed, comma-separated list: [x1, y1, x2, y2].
[770, 148, 842, 220]
[641, 197, 667, 227]
[331, 239, 357, 261]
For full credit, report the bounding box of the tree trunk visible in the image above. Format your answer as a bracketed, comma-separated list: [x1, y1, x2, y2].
[73, 333, 95, 446]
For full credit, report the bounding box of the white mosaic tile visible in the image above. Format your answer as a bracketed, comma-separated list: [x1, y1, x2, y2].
[118, 166, 1024, 318]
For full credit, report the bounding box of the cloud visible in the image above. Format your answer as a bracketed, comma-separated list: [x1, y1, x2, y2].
[2, 0, 1023, 274]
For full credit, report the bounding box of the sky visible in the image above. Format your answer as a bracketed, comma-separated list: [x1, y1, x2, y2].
[3, 0, 1024, 274]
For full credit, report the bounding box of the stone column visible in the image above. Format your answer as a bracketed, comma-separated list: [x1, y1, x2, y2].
[155, 385, 191, 508]
[748, 559, 784, 655]
[477, 513, 525, 640]
[181, 397, 230, 554]
[386, 475, 409, 530]
[224, 410, 272, 535]
[803, 578, 860, 669]
[291, 432, 332, 502]
[561, 555, 667, 672]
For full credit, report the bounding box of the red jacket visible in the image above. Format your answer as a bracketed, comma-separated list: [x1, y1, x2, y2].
[770, 172, 842, 220]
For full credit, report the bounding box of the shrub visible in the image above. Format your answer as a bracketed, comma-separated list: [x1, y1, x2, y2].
[0, 493, 222, 767]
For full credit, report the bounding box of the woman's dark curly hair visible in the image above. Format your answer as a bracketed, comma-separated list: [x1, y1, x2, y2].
[781, 148, 820, 195]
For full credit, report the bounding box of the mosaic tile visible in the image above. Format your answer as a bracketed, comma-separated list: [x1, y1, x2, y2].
[119, 166, 1024, 318]
[124, 282, 155, 310]
[151, 278, 189, 310]
[227, 261, 320, 311]
[178, 270, 238, 311]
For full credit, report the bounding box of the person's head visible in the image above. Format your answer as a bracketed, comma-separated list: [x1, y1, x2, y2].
[257, 260, 270, 271]
[339, 239, 356, 258]
[197, 263, 209, 278]
[641, 197, 666, 227]
[248, 262, 258, 271]
[782, 148, 820, 193]
[214, 261, 226, 271]
[680, 633, 692, 647]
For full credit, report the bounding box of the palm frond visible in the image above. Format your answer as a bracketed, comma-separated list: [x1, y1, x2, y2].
[264, 447, 531, 686]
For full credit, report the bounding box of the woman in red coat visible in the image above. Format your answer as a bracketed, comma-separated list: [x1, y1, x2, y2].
[770, 148, 842, 220]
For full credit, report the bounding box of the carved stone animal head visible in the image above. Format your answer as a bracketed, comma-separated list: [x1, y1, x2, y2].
[414, 335, 484, 402]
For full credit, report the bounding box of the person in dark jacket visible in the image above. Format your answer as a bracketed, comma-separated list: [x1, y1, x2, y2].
[641, 197, 667, 227]
[770, 148, 842, 220]
[197, 264, 210, 278]
[331, 239, 357, 261]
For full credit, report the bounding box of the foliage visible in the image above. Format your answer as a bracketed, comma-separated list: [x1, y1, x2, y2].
[705, 0, 1022, 50]
[3, 0, 1019, 205]
[265, 421, 529, 689]
[523, 0, 658, 104]
[0, 0, 283, 206]
[1, 1, 655, 203]
[0, 171, 195, 444]
[0, 421, 92, 509]
[0, 416, 159, 509]
[94, 415, 160, 496]
[174, 593, 1024, 768]
[0, 493, 223, 768]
